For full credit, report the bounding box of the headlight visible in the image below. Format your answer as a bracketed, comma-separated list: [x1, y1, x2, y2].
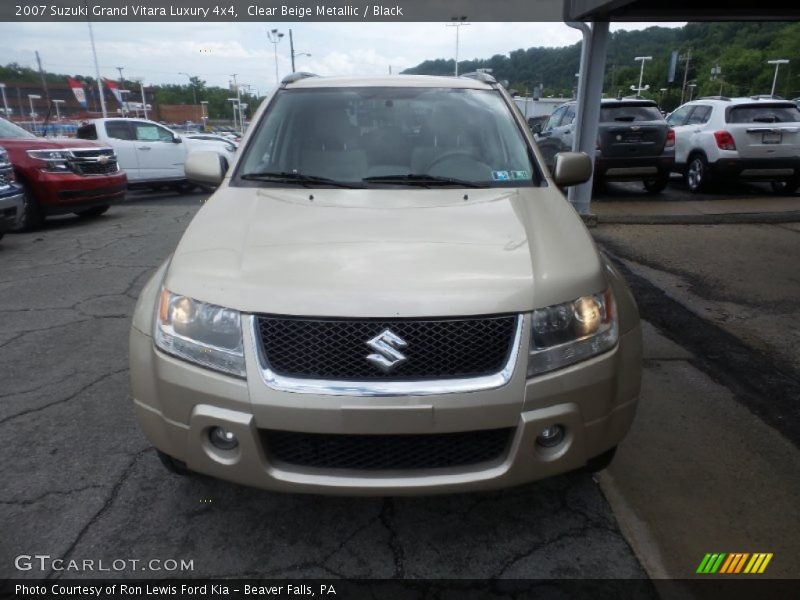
[527, 289, 618, 377]
[154, 289, 245, 378]
[26, 149, 71, 172]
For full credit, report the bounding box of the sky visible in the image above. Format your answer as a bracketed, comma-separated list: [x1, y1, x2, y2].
[0, 21, 685, 93]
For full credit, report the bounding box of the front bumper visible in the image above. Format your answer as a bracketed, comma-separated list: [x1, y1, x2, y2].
[0, 189, 23, 232]
[131, 313, 642, 496]
[595, 154, 674, 181]
[27, 170, 127, 213]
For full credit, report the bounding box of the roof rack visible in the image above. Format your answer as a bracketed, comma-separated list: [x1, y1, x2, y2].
[750, 94, 785, 100]
[698, 96, 731, 101]
[459, 71, 497, 84]
[281, 72, 319, 85]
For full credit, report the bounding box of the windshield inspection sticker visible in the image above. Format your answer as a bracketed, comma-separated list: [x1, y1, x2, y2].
[492, 170, 510, 180]
[492, 170, 529, 181]
[511, 170, 530, 180]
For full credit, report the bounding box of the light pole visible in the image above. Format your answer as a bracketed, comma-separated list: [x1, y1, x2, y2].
[658, 87, 667, 110]
[446, 16, 470, 77]
[227, 97, 239, 133]
[0, 83, 9, 118]
[767, 59, 789, 97]
[28, 94, 41, 133]
[52, 99, 65, 120]
[267, 29, 285, 85]
[688, 83, 697, 101]
[133, 78, 148, 119]
[200, 100, 209, 131]
[633, 56, 652, 96]
[86, 19, 107, 118]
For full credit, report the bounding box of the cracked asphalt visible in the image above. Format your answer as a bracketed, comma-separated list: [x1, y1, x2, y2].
[0, 192, 648, 581]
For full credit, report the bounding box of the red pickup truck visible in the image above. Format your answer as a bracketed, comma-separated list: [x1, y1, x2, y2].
[0, 118, 127, 230]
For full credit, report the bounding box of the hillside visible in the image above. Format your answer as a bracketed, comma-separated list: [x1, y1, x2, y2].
[403, 22, 800, 109]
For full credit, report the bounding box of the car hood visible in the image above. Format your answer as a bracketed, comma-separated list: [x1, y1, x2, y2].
[165, 186, 605, 317]
[0, 137, 103, 151]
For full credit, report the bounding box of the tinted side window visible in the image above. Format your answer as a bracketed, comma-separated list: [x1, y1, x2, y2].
[105, 121, 133, 140]
[562, 105, 576, 125]
[76, 124, 97, 140]
[666, 105, 693, 126]
[686, 105, 712, 125]
[545, 106, 567, 131]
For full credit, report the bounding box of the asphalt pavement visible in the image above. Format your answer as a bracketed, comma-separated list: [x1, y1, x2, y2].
[0, 192, 647, 581]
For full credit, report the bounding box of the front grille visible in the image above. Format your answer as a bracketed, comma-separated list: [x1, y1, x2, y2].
[263, 428, 513, 470]
[0, 168, 10, 189]
[256, 315, 518, 380]
[72, 161, 119, 176]
[67, 148, 119, 177]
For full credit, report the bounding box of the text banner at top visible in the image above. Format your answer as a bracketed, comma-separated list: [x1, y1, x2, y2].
[2, 0, 567, 22]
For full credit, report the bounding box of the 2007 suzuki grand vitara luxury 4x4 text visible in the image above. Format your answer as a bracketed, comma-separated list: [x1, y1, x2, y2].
[130, 73, 642, 495]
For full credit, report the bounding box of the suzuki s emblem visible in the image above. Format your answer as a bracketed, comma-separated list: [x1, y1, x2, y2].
[366, 329, 408, 373]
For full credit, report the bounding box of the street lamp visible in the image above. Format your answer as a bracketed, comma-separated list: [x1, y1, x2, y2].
[227, 97, 240, 133]
[28, 94, 41, 133]
[446, 16, 470, 77]
[767, 59, 789, 97]
[132, 78, 148, 119]
[267, 29, 285, 86]
[200, 100, 209, 131]
[633, 56, 652, 96]
[688, 83, 697, 101]
[0, 83, 9, 118]
[658, 87, 667, 110]
[52, 99, 65, 121]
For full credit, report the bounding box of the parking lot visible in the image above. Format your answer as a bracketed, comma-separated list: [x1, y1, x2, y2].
[1, 182, 798, 581]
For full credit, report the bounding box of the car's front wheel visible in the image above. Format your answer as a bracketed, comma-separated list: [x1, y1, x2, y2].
[156, 449, 193, 476]
[685, 154, 710, 193]
[15, 181, 44, 231]
[75, 205, 110, 218]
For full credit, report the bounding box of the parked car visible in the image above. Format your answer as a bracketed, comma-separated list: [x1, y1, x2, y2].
[535, 98, 675, 193]
[526, 115, 549, 135]
[0, 117, 127, 230]
[0, 146, 24, 240]
[130, 73, 643, 495]
[76, 118, 235, 192]
[666, 97, 800, 193]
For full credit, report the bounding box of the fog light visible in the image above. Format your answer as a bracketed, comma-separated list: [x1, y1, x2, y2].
[536, 425, 565, 448]
[209, 426, 239, 450]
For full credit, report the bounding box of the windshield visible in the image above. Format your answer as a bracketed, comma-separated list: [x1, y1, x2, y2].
[0, 118, 37, 139]
[727, 104, 800, 124]
[237, 87, 539, 188]
[600, 105, 663, 122]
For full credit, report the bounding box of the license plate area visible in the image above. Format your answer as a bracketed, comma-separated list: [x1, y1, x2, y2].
[762, 132, 782, 144]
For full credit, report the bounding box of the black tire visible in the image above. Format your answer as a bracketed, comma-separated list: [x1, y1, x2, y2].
[75, 205, 110, 218]
[174, 181, 197, 195]
[685, 154, 710, 193]
[584, 446, 617, 473]
[643, 175, 669, 194]
[770, 178, 800, 195]
[15, 181, 44, 231]
[156, 449, 193, 476]
[0, 232, 4, 242]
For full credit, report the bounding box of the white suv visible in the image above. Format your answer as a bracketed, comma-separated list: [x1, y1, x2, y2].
[666, 97, 800, 193]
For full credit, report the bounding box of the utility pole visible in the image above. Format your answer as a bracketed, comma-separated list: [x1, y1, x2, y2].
[230, 73, 243, 133]
[446, 16, 470, 77]
[87, 18, 107, 118]
[680, 48, 692, 104]
[35, 51, 50, 106]
[289, 29, 295, 72]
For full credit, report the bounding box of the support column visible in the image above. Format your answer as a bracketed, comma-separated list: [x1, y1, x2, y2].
[566, 20, 609, 215]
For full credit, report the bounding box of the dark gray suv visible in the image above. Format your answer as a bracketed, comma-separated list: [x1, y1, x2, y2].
[535, 98, 675, 193]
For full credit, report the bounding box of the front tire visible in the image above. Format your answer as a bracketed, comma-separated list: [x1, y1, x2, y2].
[156, 449, 193, 476]
[15, 181, 44, 231]
[685, 154, 710, 193]
[75, 205, 110, 218]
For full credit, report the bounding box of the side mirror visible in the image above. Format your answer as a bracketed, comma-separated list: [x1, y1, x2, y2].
[185, 151, 227, 186]
[172, 135, 182, 144]
[528, 118, 543, 135]
[552, 152, 593, 187]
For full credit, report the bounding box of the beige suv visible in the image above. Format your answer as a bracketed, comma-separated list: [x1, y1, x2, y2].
[130, 73, 642, 495]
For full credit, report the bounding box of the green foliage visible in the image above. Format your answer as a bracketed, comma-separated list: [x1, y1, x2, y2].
[403, 22, 800, 108]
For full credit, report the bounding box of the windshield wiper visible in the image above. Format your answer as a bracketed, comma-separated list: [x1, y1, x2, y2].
[362, 174, 487, 188]
[240, 171, 364, 188]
